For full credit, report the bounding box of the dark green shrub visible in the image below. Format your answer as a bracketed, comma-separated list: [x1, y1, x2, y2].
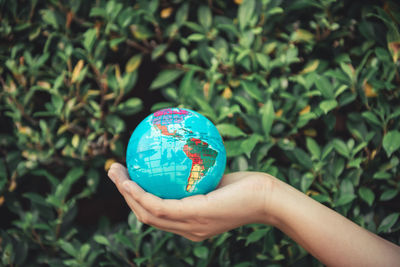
[1, 0, 399, 266]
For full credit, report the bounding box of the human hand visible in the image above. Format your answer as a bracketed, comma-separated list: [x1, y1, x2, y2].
[108, 163, 400, 266]
[107, 163, 277, 241]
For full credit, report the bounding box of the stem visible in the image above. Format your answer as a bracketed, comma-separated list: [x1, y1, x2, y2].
[126, 39, 151, 54]
[89, 63, 108, 119]
[55, 206, 64, 239]
[6, 95, 38, 126]
[56, 2, 89, 26]
[153, 22, 163, 43]
[31, 229, 46, 250]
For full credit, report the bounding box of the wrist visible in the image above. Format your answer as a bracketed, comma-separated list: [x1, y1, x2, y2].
[252, 172, 283, 227]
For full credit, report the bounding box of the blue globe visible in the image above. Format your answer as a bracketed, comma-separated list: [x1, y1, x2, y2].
[126, 108, 226, 199]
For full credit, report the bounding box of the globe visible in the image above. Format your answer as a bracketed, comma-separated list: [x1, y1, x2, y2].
[126, 107, 226, 199]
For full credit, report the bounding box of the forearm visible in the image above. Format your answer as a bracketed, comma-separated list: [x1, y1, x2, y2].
[265, 176, 400, 267]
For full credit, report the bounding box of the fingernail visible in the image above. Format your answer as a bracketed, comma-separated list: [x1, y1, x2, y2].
[122, 180, 131, 193]
[108, 168, 116, 183]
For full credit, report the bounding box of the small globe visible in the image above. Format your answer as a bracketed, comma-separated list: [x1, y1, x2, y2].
[126, 108, 226, 199]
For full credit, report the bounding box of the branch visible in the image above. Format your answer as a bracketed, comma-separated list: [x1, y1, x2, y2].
[126, 39, 151, 54]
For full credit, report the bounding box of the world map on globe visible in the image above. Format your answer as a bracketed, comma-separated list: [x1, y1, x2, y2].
[126, 108, 226, 199]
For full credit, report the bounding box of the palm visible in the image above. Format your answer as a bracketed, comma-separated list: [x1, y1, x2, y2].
[108, 163, 272, 241]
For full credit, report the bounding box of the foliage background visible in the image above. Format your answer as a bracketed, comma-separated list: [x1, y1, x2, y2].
[1, 0, 400, 266]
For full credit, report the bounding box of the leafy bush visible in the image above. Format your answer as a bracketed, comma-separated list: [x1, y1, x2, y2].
[1, 0, 399, 266]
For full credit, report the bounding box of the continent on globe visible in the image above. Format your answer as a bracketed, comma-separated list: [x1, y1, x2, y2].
[151, 108, 190, 137]
[183, 138, 218, 192]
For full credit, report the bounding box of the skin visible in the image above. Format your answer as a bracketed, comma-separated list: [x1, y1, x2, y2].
[108, 163, 400, 267]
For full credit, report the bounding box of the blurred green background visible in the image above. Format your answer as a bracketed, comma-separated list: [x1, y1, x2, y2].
[1, 0, 399, 266]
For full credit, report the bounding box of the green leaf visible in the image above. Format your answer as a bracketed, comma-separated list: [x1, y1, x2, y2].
[358, 187, 375, 206]
[79, 244, 91, 261]
[245, 228, 270, 246]
[334, 84, 349, 98]
[179, 47, 189, 63]
[59, 240, 77, 257]
[225, 135, 263, 157]
[185, 21, 204, 33]
[106, 115, 125, 134]
[215, 232, 232, 247]
[175, 3, 189, 25]
[293, 148, 312, 169]
[225, 139, 245, 157]
[41, 9, 61, 29]
[389, 108, 400, 120]
[234, 262, 253, 267]
[126, 54, 142, 73]
[150, 70, 184, 90]
[238, 0, 255, 30]
[340, 62, 354, 82]
[382, 130, 400, 157]
[198, 6, 212, 30]
[241, 80, 263, 102]
[94, 235, 110, 246]
[151, 44, 168, 61]
[114, 232, 136, 250]
[56, 167, 84, 201]
[380, 189, 398, 201]
[297, 112, 317, 128]
[361, 111, 381, 126]
[109, 37, 126, 47]
[306, 137, 320, 160]
[300, 172, 314, 193]
[241, 134, 263, 156]
[315, 75, 334, 99]
[260, 99, 275, 138]
[373, 171, 391, 180]
[335, 194, 356, 207]
[319, 99, 338, 114]
[116, 98, 142, 115]
[235, 95, 256, 115]
[165, 52, 177, 64]
[312, 194, 332, 204]
[83, 28, 97, 52]
[187, 33, 206, 41]
[348, 158, 363, 169]
[333, 158, 345, 178]
[23, 193, 47, 206]
[378, 213, 400, 233]
[333, 139, 350, 158]
[216, 124, 246, 138]
[90, 7, 107, 18]
[255, 53, 269, 69]
[293, 29, 315, 43]
[267, 7, 284, 16]
[193, 98, 217, 122]
[336, 178, 356, 206]
[179, 70, 195, 98]
[193, 246, 208, 259]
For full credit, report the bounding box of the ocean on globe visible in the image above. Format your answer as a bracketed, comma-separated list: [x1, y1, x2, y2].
[126, 108, 226, 199]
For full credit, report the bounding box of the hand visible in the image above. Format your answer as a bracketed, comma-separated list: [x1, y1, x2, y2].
[107, 163, 276, 241]
[107, 163, 400, 266]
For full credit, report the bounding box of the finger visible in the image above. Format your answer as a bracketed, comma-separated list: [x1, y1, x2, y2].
[109, 164, 211, 223]
[123, 178, 200, 221]
[126, 207, 207, 242]
[107, 164, 164, 223]
[107, 164, 154, 223]
[107, 163, 130, 194]
[107, 165, 186, 225]
[107, 164, 209, 241]
[121, 186, 200, 233]
[108, 164, 193, 223]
